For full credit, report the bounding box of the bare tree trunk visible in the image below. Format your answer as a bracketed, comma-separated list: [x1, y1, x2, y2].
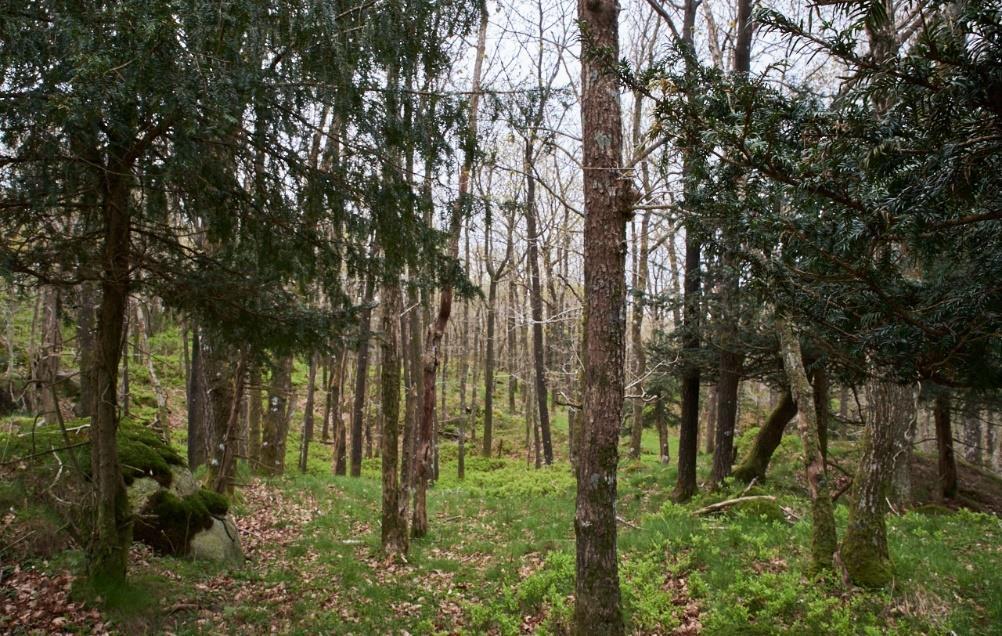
[187, 326, 210, 470]
[89, 171, 131, 585]
[704, 384, 717, 455]
[629, 210, 650, 459]
[573, 0, 627, 630]
[37, 285, 62, 425]
[135, 302, 169, 441]
[248, 361, 263, 470]
[351, 275, 375, 477]
[76, 282, 98, 418]
[381, 281, 408, 554]
[261, 356, 293, 476]
[777, 317, 836, 572]
[732, 390, 798, 483]
[299, 353, 318, 473]
[840, 381, 914, 588]
[934, 391, 958, 499]
[413, 8, 488, 537]
[507, 278, 518, 414]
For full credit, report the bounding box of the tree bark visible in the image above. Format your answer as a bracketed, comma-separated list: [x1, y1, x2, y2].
[299, 352, 318, 473]
[261, 356, 293, 476]
[350, 276, 375, 477]
[88, 172, 131, 585]
[777, 317, 836, 571]
[732, 389, 798, 483]
[934, 391, 958, 499]
[187, 326, 209, 470]
[248, 361, 263, 470]
[629, 211, 650, 460]
[573, 0, 627, 631]
[381, 281, 408, 554]
[840, 381, 914, 587]
[413, 8, 488, 537]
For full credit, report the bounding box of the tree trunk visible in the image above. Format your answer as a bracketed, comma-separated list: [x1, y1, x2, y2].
[76, 282, 98, 418]
[248, 361, 263, 470]
[261, 356, 293, 476]
[777, 317, 836, 572]
[523, 141, 554, 466]
[629, 211, 651, 460]
[483, 278, 500, 456]
[381, 282, 408, 554]
[350, 276, 376, 477]
[732, 390, 798, 483]
[934, 392, 958, 499]
[187, 326, 209, 470]
[711, 351, 742, 484]
[413, 8, 488, 537]
[507, 278, 518, 414]
[299, 353, 318, 473]
[573, 0, 627, 631]
[840, 381, 914, 588]
[704, 384, 717, 454]
[37, 285, 62, 425]
[88, 173, 131, 585]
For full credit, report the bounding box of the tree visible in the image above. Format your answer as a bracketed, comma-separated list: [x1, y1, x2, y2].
[573, 0, 629, 631]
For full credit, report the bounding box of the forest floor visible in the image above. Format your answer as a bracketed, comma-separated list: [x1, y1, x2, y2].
[4, 408, 1002, 635]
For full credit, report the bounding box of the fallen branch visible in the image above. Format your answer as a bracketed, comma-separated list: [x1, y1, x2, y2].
[693, 495, 777, 516]
[616, 515, 640, 529]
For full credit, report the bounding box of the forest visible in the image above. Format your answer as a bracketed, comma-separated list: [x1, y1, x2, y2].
[1, 0, 1001, 633]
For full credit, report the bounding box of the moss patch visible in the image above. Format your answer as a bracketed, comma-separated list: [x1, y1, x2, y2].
[133, 489, 229, 556]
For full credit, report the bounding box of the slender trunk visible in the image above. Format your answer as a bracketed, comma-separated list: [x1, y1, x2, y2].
[211, 351, 247, 495]
[777, 317, 836, 571]
[88, 173, 131, 585]
[711, 351, 742, 484]
[261, 356, 293, 476]
[483, 278, 499, 455]
[76, 282, 98, 418]
[574, 0, 627, 630]
[299, 353, 318, 473]
[523, 141, 554, 466]
[248, 361, 263, 469]
[37, 285, 62, 425]
[414, 9, 488, 537]
[507, 278, 518, 414]
[704, 384, 717, 454]
[136, 302, 169, 442]
[351, 276, 375, 477]
[655, 394, 669, 463]
[381, 281, 407, 554]
[187, 327, 209, 470]
[934, 392, 958, 499]
[840, 381, 914, 588]
[629, 211, 650, 459]
[673, 222, 701, 501]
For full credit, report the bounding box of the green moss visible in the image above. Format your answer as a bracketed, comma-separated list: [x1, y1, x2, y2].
[133, 488, 228, 556]
[840, 511, 892, 588]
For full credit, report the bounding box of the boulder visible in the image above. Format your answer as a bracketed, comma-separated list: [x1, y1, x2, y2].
[124, 448, 242, 565]
[190, 516, 244, 565]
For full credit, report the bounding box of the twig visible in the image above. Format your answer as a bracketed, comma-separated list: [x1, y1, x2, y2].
[616, 515, 640, 529]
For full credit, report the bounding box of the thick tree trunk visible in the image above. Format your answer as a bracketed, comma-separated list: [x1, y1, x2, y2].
[88, 174, 131, 585]
[777, 317, 836, 571]
[840, 381, 914, 588]
[674, 223, 701, 501]
[732, 390, 798, 483]
[934, 392, 958, 499]
[704, 384, 717, 454]
[573, 0, 627, 631]
[381, 282, 408, 554]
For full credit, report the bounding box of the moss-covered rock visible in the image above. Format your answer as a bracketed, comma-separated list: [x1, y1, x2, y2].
[133, 488, 233, 557]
